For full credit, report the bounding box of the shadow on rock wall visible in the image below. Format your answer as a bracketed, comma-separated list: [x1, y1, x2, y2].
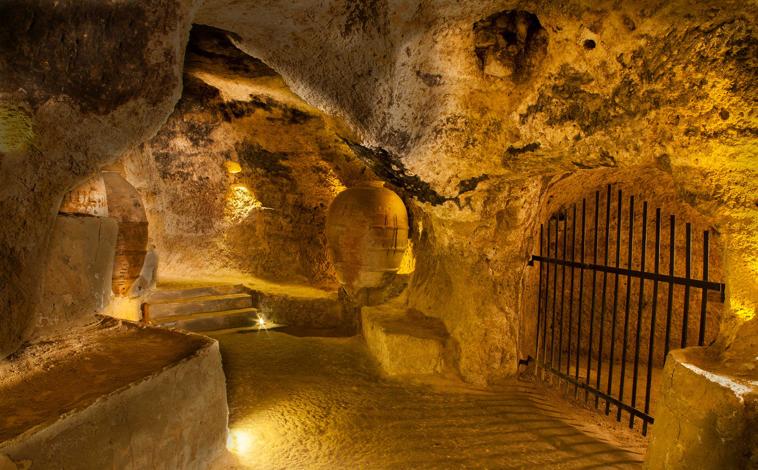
[122, 26, 374, 288]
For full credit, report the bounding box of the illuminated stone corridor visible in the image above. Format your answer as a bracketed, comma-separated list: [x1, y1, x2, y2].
[1, 1, 755, 467]
[212, 330, 644, 469]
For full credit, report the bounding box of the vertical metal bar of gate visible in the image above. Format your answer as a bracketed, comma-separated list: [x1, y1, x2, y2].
[630, 202, 648, 428]
[642, 209, 662, 436]
[585, 191, 600, 401]
[664, 216, 676, 359]
[699, 231, 710, 345]
[558, 217, 568, 372]
[617, 195, 635, 421]
[542, 223, 551, 370]
[575, 199, 586, 395]
[566, 205, 577, 377]
[595, 186, 612, 407]
[682, 223, 692, 348]
[550, 221, 559, 367]
[535, 224, 544, 369]
[605, 190, 623, 415]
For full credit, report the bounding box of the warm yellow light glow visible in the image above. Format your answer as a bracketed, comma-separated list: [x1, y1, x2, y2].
[227, 428, 256, 456]
[727, 252, 758, 322]
[105, 297, 142, 322]
[225, 184, 263, 224]
[397, 240, 416, 274]
[0, 104, 33, 153]
[225, 161, 243, 174]
[325, 170, 346, 196]
[732, 300, 756, 321]
[257, 315, 266, 327]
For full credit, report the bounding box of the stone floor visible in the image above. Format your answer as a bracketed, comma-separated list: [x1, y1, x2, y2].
[211, 330, 645, 469]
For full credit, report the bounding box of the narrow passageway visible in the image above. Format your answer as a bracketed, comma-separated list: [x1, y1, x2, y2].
[212, 331, 644, 469]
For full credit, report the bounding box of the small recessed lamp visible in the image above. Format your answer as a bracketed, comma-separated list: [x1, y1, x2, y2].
[225, 160, 242, 174]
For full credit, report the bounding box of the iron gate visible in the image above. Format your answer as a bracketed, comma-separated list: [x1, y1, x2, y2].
[530, 185, 726, 435]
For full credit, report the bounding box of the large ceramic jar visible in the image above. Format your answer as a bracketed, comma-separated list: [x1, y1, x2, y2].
[326, 182, 409, 293]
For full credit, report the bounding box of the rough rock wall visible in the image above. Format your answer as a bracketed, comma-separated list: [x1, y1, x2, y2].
[198, 0, 756, 195]
[121, 26, 374, 287]
[0, 0, 198, 359]
[404, 182, 543, 383]
[196, 0, 757, 384]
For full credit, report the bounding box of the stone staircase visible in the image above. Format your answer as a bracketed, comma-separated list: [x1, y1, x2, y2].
[143, 284, 260, 332]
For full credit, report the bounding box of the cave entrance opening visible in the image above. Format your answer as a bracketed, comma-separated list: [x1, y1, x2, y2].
[528, 184, 726, 435]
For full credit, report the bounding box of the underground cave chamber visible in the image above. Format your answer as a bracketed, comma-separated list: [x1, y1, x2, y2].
[0, 2, 756, 469]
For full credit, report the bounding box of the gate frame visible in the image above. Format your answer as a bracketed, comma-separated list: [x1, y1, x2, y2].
[529, 184, 726, 435]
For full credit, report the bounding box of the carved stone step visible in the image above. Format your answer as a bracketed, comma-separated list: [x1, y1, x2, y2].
[146, 284, 247, 303]
[153, 307, 260, 332]
[145, 293, 253, 320]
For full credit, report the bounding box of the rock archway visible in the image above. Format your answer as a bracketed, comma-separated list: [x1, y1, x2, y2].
[101, 171, 149, 297]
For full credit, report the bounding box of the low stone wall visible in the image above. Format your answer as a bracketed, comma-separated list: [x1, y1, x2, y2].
[645, 348, 757, 469]
[255, 289, 359, 333]
[0, 320, 229, 469]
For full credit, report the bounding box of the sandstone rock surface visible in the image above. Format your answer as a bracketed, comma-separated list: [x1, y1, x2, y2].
[34, 215, 118, 338]
[645, 347, 757, 469]
[193, 0, 757, 384]
[0, 0, 755, 391]
[0, 318, 229, 469]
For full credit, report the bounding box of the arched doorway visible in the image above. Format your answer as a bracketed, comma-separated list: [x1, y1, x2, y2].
[527, 177, 725, 435]
[101, 171, 149, 297]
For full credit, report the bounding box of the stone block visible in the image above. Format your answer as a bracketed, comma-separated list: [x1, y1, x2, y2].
[645, 348, 757, 470]
[34, 215, 118, 337]
[256, 290, 357, 332]
[146, 293, 253, 319]
[362, 305, 449, 376]
[0, 318, 229, 469]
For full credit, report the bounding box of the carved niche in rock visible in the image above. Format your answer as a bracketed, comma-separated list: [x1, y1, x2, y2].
[59, 175, 109, 217]
[474, 10, 548, 82]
